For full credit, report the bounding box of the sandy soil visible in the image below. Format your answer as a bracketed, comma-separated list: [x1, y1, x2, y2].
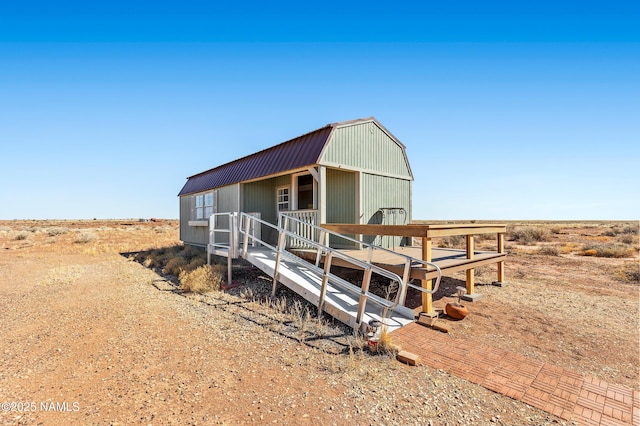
[0, 219, 637, 425]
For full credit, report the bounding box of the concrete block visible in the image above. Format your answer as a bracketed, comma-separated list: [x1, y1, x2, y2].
[461, 293, 483, 302]
[492, 281, 508, 287]
[397, 350, 420, 366]
[417, 312, 438, 327]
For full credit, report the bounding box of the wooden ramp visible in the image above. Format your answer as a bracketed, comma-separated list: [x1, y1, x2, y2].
[245, 247, 415, 333]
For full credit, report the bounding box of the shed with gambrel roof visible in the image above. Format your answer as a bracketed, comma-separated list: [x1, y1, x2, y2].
[178, 117, 414, 247]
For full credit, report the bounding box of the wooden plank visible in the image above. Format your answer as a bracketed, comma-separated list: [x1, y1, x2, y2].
[292, 247, 507, 281]
[497, 232, 505, 283]
[321, 223, 429, 237]
[466, 235, 475, 295]
[421, 237, 433, 314]
[425, 226, 506, 238]
[320, 223, 507, 238]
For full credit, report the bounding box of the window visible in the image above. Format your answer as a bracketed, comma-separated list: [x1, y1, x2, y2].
[194, 192, 215, 219]
[276, 186, 290, 211]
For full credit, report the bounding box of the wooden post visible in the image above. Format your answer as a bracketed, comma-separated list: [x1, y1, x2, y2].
[421, 237, 433, 313]
[497, 232, 505, 283]
[466, 234, 475, 295]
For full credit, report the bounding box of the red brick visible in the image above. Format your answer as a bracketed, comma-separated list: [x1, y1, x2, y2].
[599, 414, 632, 426]
[522, 387, 551, 411]
[576, 394, 606, 412]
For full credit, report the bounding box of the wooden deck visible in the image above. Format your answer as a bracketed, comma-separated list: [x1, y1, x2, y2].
[294, 246, 506, 281]
[313, 222, 507, 313]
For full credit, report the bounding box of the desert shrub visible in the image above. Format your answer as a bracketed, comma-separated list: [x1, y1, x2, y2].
[14, 232, 29, 241]
[163, 256, 188, 275]
[438, 235, 466, 248]
[0, 226, 12, 233]
[179, 264, 224, 293]
[181, 245, 204, 261]
[376, 328, 400, 355]
[581, 243, 634, 258]
[538, 245, 560, 256]
[47, 227, 69, 236]
[186, 257, 206, 271]
[510, 226, 548, 244]
[616, 262, 639, 284]
[617, 234, 637, 245]
[75, 233, 97, 243]
[550, 226, 563, 235]
[622, 225, 639, 235]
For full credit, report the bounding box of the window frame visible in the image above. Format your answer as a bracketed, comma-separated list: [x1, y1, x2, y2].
[276, 185, 290, 212]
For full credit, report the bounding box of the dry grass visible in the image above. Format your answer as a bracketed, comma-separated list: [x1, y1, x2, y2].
[510, 226, 549, 244]
[580, 243, 635, 258]
[75, 232, 98, 244]
[179, 264, 225, 293]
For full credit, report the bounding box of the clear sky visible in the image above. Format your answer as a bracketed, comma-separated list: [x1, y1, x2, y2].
[1, 1, 638, 220]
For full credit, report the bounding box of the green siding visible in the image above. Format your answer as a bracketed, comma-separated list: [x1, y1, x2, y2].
[326, 168, 356, 223]
[242, 175, 290, 244]
[361, 173, 411, 247]
[321, 121, 411, 178]
[326, 168, 357, 247]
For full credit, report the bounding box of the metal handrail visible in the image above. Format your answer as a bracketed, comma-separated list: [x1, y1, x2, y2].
[208, 212, 238, 284]
[239, 212, 407, 330]
[279, 213, 443, 304]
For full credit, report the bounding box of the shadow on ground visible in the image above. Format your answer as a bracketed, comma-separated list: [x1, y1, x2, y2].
[121, 247, 363, 356]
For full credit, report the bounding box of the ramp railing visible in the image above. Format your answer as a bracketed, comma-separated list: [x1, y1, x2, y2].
[238, 212, 443, 331]
[208, 212, 239, 284]
[278, 213, 443, 309]
[239, 213, 409, 331]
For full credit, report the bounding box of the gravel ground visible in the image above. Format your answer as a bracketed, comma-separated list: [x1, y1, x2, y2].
[0, 248, 575, 425]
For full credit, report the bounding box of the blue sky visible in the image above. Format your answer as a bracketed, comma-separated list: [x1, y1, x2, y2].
[0, 1, 638, 220]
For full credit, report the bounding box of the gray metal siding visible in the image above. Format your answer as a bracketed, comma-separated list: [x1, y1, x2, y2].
[361, 173, 412, 247]
[179, 195, 208, 246]
[321, 122, 411, 178]
[217, 184, 240, 214]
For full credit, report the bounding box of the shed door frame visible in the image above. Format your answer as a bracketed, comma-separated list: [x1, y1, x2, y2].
[291, 171, 317, 211]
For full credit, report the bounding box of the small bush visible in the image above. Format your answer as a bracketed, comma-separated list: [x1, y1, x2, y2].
[616, 262, 639, 284]
[538, 246, 560, 256]
[550, 226, 563, 235]
[438, 235, 466, 248]
[622, 225, 639, 235]
[581, 243, 634, 258]
[618, 234, 637, 245]
[179, 264, 224, 293]
[510, 227, 548, 244]
[163, 256, 188, 275]
[75, 233, 97, 244]
[186, 257, 206, 271]
[47, 227, 69, 236]
[15, 232, 29, 241]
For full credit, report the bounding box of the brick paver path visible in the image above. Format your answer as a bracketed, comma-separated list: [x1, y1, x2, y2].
[392, 323, 639, 425]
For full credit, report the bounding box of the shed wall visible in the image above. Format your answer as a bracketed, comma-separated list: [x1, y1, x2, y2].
[179, 184, 240, 247]
[179, 195, 208, 246]
[242, 175, 290, 244]
[321, 122, 411, 179]
[361, 173, 412, 247]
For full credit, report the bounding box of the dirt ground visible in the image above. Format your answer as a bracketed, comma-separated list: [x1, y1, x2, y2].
[0, 219, 637, 425]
